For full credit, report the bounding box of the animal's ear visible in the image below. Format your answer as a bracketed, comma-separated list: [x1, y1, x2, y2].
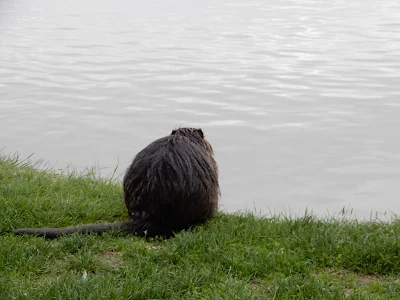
[196, 129, 204, 138]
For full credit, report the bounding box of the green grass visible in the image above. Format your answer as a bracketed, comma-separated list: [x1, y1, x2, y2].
[1, 153, 400, 299]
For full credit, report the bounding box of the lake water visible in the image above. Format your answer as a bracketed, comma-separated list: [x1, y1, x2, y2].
[1, 0, 400, 219]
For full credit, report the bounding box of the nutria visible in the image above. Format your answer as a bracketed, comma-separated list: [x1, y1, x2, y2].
[14, 128, 219, 238]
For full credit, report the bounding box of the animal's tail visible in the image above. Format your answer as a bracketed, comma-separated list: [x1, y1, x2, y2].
[14, 222, 132, 238]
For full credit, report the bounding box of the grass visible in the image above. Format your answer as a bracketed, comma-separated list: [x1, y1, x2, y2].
[1, 153, 400, 299]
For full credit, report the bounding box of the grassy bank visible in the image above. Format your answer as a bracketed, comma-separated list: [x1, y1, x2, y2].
[1, 154, 400, 299]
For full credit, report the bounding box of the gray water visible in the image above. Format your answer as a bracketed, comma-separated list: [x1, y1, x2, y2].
[1, 0, 400, 219]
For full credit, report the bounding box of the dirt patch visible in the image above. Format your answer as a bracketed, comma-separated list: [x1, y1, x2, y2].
[249, 281, 261, 290]
[97, 250, 122, 267]
[356, 274, 381, 286]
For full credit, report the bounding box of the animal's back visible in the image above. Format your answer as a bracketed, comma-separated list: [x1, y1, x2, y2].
[123, 132, 219, 237]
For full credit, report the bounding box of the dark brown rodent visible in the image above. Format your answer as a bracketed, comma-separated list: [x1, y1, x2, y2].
[14, 128, 219, 238]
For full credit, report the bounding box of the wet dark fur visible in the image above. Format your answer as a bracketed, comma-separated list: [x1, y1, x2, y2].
[124, 128, 219, 237]
[14, 128, 219, 238]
